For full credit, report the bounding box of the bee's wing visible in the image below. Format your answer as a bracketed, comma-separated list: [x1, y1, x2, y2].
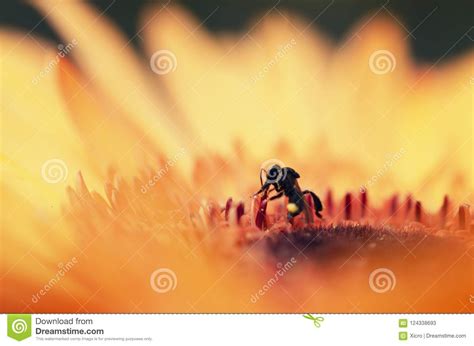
[286, 167, 300, 178]
[294, 180, 304, 194]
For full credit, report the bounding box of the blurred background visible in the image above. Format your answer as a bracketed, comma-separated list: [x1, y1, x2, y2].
[1, 0, 473, 62]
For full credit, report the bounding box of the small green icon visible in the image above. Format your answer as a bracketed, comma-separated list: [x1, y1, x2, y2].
[399, 319, 408, 327]
[303, 313, 324, 328]
[399, 331, 408, 341]
[7, 314, 32, 341]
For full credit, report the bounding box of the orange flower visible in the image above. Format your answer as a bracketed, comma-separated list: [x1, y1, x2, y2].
[1, 1, 472, 313]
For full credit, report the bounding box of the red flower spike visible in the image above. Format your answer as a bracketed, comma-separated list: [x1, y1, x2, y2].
[439, 195, 449, 228]
[306, 193, 314, 210]
[405, 195, 413, 217]
[344, 193, 352, 220]
[305, 194, 315, 221]
[255, 197, 268, 230]
[326, 190, 334, 216]
[458, 205, 469, 230]
[236, 202, 245, 226]
[415, 201, 423, 223]
[390, 194, 399, 216]
[225, 197, 233, 221]
[360, 189, 368, 218]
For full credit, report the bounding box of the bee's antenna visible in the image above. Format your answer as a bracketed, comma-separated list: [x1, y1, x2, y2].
[251, 169, 269, 198]
[259, 168, 268, 187]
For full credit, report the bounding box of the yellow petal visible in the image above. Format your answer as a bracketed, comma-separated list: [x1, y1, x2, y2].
[0, 30, 95, 212]
[57, 57, 160, 176]
[141, 5, 331, 158]
[31, 0, 188, 157]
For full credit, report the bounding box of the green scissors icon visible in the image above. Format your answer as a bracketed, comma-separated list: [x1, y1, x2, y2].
[303, 314, 324, 327]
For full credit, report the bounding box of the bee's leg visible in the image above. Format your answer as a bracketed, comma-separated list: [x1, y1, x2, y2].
[253, 182, 271, 197]
[289, 190, 315, 224]
[268, 191, 284, 201]
[302, 190, 323, 219]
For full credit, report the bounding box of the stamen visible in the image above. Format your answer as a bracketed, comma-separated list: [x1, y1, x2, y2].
[390, 194, 398, 216]
[415, 201, 422, 223]
[68, 171, 471, 240]
[344, 193, 352, 220]
[457, 204, 470, 230]
[255, 198, 267, 230]
[236, 202, 245, 226]
[224, 198, 232, 221]
[405, 195, 413, 217]
[439, 195, 449, 228]
[326, 190, 334, 216]
[360, 189, 368, 218]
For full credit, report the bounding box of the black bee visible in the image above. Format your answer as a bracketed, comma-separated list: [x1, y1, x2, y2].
[253, 164, 323, 221]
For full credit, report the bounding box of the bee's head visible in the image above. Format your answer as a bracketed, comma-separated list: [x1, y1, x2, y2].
[266, 164, 286, 183]
[267, 164, 281, 178]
